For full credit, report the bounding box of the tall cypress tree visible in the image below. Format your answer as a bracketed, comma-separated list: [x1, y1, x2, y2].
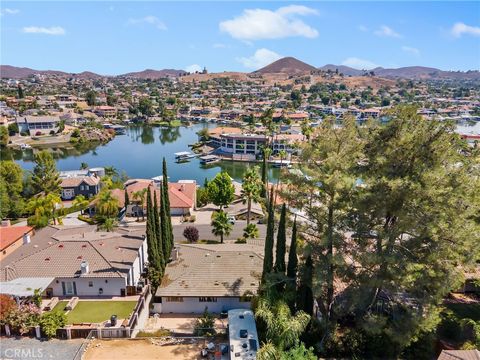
[124, 189, 130, 207]
[274, 203, 287, 274]
[287, 218, 298, 279]
[261, 153, 267, 197]
[146, 187, 159, 269]
[297, 254, 314, 316]
[162, 158, 174, 254]
[153, 190, 165, 272]
[262, 187, 275, 280]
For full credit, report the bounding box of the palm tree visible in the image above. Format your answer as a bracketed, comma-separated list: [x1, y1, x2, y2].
[96, 190, 119, 218]
[211, 210, 232, 244]
[243, 223, 259, 241]
[241, 167, 262, 225]
[72, 195, 89, 213]
[97, 217, 116, 232]
[104, 166, 118, 178]
[255, 298, 310, 353]
[132, 188, 148, 221]
[26, 193, 62, 226]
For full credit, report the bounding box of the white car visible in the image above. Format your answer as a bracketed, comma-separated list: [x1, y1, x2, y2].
[227, 215, 236, 225]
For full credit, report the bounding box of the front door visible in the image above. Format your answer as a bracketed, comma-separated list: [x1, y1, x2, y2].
[63, 281, 76, 296]
[63, 189, 75, 200]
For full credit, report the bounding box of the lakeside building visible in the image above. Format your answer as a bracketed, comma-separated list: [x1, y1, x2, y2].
[153, 244, 263, 314]
[15, 115, 60, 136]
[0, 225, 147, 297]
[60, 175, 101, 200]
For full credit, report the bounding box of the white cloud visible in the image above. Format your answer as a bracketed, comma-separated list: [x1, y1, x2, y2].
[220, 5, 318, 40]
[2, 8, 20, 15]
[451, 22, 480, 37]
[237, 48, 282, 69]
[358, 25, 368, 32]
[213, 43, 227, 49]
[128, 16, 167, 30]
[401, 46, 420, 55]
[374, 25, 402, 38]
[22, 26, 65, 35]
[342, 57, 379, 70]
[185, 64, 202, 73]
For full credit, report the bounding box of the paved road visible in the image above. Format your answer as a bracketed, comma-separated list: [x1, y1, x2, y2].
[173, 221, 266, 242]
[0, 337, 84, 360]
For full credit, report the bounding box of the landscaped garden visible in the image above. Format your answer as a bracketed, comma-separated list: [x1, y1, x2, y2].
[51, 301, 137, 324]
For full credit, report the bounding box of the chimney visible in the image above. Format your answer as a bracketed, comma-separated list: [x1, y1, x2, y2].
[1, 220, 11, 227]
[180, 184, 185, 192]
[23, 233, 31, 245]
[80, 261, 89, 275]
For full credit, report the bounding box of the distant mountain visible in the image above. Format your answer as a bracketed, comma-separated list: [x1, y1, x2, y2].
[319, 64, 363, 76]
[254, 57, 317, 74]
[119, 69, 186, 79]
[319, 64, 480, 80]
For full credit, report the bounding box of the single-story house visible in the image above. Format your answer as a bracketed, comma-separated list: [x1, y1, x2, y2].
[0, 224, 34, 261]
[153, 243, 263, 314]
[0, 225, 148, 298]
[60, 175, 101, 200]
[225, 199, 264, 222]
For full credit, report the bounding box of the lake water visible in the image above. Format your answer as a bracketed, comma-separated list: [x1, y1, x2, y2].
[6, 123, 279, 183]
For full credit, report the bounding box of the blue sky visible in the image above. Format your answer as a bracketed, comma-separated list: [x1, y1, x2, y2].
[1, 1, 479, 74]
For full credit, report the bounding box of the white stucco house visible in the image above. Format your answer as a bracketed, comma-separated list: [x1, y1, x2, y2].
[0, 225, 147, 298]
[153, 244, 263, 314]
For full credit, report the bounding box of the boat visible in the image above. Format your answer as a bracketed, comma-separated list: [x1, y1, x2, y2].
[272, 160, 291, 168]
[199, 154, 221, 165]
[174, 151, 196, 163]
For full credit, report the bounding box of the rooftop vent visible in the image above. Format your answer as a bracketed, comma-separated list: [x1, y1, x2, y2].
[58, 244, 64, 248]
[77, 256, 82, 260]
[81, 244, 87, 248]
[44, 257, 50, 261]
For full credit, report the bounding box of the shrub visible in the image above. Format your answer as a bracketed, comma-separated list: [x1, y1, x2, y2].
[235, 238, 247, 244]
[193, 307, 216, 336]
[136, 328, 171, 337]
[39, 311, 67, 338]
[183, 226, 199, 243]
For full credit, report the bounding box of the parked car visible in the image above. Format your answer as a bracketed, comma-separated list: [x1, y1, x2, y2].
[228, 215, 236, 225]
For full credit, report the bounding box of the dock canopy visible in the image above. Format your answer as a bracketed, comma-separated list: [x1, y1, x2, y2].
[174, 151, 192, 157]
[0, 277, 54, 297]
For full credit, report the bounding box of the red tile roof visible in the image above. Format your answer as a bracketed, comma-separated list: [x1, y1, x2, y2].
[0, 226, 34, 251]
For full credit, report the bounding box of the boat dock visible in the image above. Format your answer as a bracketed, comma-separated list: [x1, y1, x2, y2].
[199, 154, 221, 165]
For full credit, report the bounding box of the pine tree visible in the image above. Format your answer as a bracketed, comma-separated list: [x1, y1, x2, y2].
[124, 189, 130, 207]
[262, 187, 275, 280]
[159, 182, 170, 260]
[274, 203, 287, 274]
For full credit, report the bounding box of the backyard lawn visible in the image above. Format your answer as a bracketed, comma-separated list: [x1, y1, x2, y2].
[50, 301, 137, 324]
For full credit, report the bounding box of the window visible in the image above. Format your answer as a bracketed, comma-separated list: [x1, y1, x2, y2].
[199, 297, 217, 302]
[88, 281, 93, 287]
[166, 297, 183, 302]
[80, 185, 84, 191]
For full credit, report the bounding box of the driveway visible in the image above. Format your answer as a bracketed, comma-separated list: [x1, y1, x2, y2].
[61, 211, 85, 226]
[173, 222, 266, 242]
[142, 314, 227, 334]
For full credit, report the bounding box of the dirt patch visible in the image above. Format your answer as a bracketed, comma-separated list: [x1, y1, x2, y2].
[83, 338, 208, 360]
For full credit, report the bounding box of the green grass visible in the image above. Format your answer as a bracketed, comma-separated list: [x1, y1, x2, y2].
[151, 120, 182, 127]
[444, 303, 480, 321]
[53, 301, 136, 324]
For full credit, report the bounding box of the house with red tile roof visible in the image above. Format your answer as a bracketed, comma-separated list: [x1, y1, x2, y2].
[0, 225, 34, 261]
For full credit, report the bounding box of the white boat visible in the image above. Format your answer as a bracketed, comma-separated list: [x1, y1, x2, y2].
[199, 154, 220, 165]
[272, 159, 291, 168]
[174, 151, 196, 162]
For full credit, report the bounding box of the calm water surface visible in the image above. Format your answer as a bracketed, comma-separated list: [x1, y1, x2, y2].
[7, 124, 279, 183]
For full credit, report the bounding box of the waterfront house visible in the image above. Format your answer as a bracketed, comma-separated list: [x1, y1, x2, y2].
[16, 115, 60, 136]
[94, 105, 117, 118]
[0, 225, 147, 298]
[60, 175, 101, 200]
[153, 244, 263, 314]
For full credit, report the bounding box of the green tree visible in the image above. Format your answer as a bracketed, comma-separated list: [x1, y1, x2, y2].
[0, 161, 24, 218]
[262, 187, 275, 280]
[161, 158, 174, 255]
[274, 203, 287, 274]
[96, 189, 119, 218]
[17, 85, 24, 99]
[7, 123, 19, 136]
[39, 311, 67, 338]
[85, 90, 97, 106]
[31, 151, 61, 195]
[146, 187, 160, 270]
[296, 254, 313, 316]
[0, 126, 8, 147]
[241, 166, 262, 225]
[286, 219, 298, 311]
[211, 210, 232, 244]
[80, 162, 89, 170]
[26, 193, 62, 227]
[153, 190, 165, 270]
[72, 195, 89, 211]
[132, 188, 147, 221]
[207, 171, 234, 210]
